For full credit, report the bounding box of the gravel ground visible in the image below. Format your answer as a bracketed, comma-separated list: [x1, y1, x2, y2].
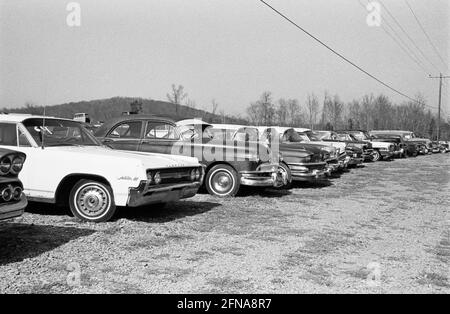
[0, 154, 449, 294]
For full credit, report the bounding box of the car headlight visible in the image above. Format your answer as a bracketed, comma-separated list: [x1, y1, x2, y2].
[154, 172, 161, 185]
[298, 155, 311, 163]
[11, 157, 24, 174]
[190, 169, 196, 181]
[195, 168, 201, 180]
[0, 157, 12, 175]
[1, 185, 13, 202]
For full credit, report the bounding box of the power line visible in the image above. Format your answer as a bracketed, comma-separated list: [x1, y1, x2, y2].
[378, 0, 441, 73]
[404, 0, 449, 72]
[357, 0, 430, 75]
[429, 74, 450, 140]
[258, 0, 425, 106]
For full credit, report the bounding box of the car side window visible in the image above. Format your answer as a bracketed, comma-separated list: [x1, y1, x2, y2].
[18, 127, 32, 147]
[0, 123, 18, 146]
[107, 121, 142, 139]
[145, 122, 178, 140]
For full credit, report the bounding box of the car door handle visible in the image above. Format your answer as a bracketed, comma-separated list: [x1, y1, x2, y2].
[103, 139, 113, 143]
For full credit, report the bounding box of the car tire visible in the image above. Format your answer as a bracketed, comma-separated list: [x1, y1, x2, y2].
[277, 162, 292, 189]
[69, 179, 117, 222]
[371, 150, 381, 162]
[205, 164, 240, 197]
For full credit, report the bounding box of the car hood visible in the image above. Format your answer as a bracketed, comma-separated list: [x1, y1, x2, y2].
[280, 142, 323, 156]
[46, 146, 200, 169]
[308, 141, 346, 154]
[406, 138, 430, 143]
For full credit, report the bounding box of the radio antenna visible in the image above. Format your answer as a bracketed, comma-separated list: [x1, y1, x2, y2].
[41, 106, 46, 149]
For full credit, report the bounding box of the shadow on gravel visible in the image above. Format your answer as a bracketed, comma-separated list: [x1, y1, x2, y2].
[25, 202, 71, 217]
[115, 201, 221, 223]
[237, 187, 292, 198]
[0, 223, 95, 265]
[292, 180, 333, 189]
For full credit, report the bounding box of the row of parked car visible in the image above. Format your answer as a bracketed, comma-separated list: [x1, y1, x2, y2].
[0, 113, 448, 222]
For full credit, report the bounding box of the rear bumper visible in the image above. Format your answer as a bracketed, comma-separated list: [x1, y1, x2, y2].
[127, 181, 201, 207]
[0, 195, 27, 221]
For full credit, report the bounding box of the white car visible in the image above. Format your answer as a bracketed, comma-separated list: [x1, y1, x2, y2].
[0, 114, 203, 222]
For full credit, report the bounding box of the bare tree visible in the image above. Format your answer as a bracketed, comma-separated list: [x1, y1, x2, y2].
[246, 102, 260, 125]
[166, 84, 188, 115]
[306, 93, 319, 130]
[185, 98, 197, 109]
[276, 99, 289, 126]
[211, 99, 219, 115]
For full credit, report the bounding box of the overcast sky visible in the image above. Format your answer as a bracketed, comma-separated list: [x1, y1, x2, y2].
[0, 0, 448, 115]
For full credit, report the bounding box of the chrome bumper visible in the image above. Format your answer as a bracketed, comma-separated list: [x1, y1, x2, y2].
[380, 150, 394, 158]
[127, 181, 201, 207]
[348, 156, 364, 165]
[0, 194, 27, 221]
[240, 163, 285, 187]
[338, 156, 351, 169]
[288, 162, 327, 181]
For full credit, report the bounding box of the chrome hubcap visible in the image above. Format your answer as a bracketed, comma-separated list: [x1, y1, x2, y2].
[76, 185, 108, 217]
[212, 172, 233, 194]
[372, 151, 380, 161]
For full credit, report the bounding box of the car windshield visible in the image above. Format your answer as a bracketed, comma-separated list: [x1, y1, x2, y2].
[336, 134, 348, 141]
[283, 129, 304, 142]
[296, 132, 311, 142]
[350, 132, 369, 141]
[23, 118, 100, 147]
[305, 131, 321, 141]
[179, 124, 214, 141]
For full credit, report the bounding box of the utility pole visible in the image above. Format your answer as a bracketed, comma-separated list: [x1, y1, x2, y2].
[429, 74, 450, 141]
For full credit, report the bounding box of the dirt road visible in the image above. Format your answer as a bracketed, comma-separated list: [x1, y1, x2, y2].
[1, 154, 449, 293]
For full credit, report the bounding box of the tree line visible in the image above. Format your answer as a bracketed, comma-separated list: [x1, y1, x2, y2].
[2, 83, 449, 140]
[245, 91, 450, 140]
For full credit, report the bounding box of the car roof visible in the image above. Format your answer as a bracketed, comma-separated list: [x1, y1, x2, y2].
[94, 114, 174, 137]
[176, 119, 212, 127]
[370, 130, 412, 134]
[0, 113, 69, 123]
[257, 126, 294, 133]
[294, 127, 311, 132]
[211, 124, 245, 130]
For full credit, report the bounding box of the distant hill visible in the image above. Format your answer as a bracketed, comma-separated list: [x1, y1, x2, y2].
[3, 97, 248, 124]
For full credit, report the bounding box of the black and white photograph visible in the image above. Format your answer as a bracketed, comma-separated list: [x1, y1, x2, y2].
[0, 0, 449, 298]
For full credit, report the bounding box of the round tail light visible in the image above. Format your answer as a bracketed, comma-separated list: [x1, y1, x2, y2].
[1, 186, 13, 202]
[12, 186, 23, 201]
[0, 157, 12, 175]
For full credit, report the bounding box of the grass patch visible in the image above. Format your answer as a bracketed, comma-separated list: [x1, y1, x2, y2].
[206, 276, 250, 292]
[417, 272, 450, 288]
[300, 265, 333, 287]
